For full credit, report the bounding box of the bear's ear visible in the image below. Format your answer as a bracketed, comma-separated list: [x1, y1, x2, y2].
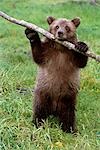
[47, 16, 55, 25]
[71, 17, 80, 27]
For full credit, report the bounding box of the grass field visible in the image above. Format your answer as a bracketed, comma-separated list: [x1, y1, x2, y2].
[0, 0, 100, 150]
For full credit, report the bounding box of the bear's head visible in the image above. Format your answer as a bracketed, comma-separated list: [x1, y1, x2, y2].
[47, 16, 80, 42]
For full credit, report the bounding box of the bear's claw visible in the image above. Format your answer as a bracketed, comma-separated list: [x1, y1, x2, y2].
[25, 28, 38, 40]
[75, 42, 88, 53]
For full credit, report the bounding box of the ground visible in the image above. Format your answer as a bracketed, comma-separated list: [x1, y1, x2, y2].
[0, 0, 100, 150]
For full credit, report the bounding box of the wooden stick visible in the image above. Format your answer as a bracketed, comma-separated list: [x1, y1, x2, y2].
[0, 11, 100, 62]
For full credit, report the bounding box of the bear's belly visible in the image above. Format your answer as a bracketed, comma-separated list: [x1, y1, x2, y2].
[35, 52, 80, 98]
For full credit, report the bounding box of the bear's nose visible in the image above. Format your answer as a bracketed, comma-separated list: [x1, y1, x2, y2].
[58, 31, 63, 37]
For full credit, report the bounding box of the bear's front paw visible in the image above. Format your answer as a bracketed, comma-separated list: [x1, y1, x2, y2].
[75, 42, 88, 53]
[25, 28, 39, 41]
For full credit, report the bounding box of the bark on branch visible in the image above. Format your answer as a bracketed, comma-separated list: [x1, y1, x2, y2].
[0, 11, 100, 62]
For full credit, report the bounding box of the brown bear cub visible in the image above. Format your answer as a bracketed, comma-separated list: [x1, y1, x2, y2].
[25, 16, 88, 133]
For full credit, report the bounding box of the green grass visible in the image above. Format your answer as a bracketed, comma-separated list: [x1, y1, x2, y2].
[0, 0, 100, 149]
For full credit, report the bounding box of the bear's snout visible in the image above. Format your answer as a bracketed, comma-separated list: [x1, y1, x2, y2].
[58, 31, 64, 37]
[56, 29, 65, 40]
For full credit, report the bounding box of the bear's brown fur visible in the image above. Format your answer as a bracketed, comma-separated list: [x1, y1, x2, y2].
[25, 16, 88, 133]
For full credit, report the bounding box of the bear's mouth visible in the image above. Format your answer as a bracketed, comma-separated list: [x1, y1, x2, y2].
[56, 37, 67, 41]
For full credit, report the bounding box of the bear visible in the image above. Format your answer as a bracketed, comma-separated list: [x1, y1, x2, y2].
[25, 16, 88, 133]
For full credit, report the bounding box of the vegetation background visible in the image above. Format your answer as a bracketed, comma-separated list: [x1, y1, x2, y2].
[0, 0, 100, 149]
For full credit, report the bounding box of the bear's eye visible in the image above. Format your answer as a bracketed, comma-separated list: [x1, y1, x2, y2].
[56, 25, 59, 29]
[65, 26, 70, 32]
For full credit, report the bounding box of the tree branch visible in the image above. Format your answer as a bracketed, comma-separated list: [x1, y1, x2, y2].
[0, 11, 100, 62]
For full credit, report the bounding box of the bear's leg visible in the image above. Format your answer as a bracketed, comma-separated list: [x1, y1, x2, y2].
[74, 42, 89, 68]
[25, 28, 45, 65]
[57, 95, 76, 133]
[32, 90, 52, 127]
